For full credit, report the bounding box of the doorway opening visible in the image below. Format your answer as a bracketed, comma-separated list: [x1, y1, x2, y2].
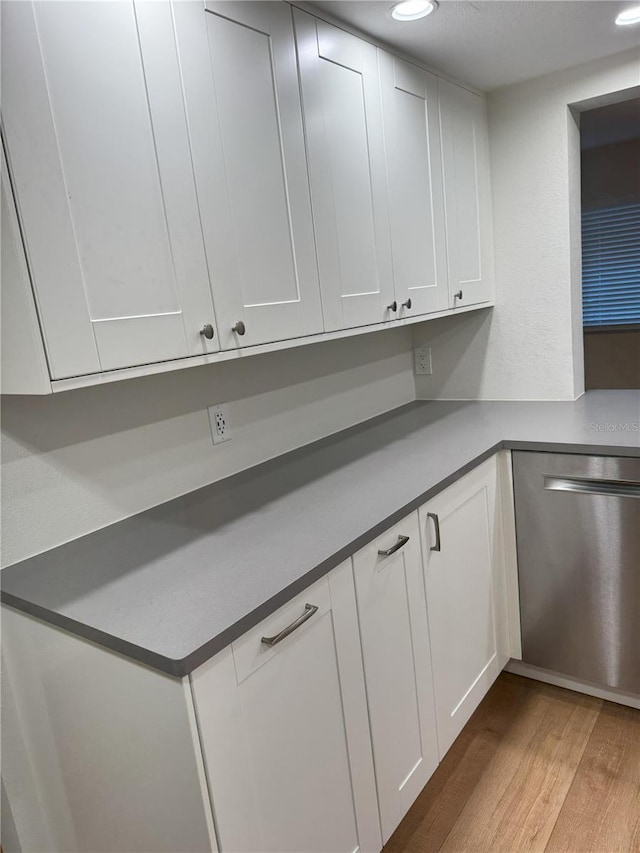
[579, 98, 640, 389]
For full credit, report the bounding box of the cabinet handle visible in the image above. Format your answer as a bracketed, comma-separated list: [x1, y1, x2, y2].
[402, 298, 412, 310]
[200, 324, 215, 340]
[232, 321, 246, 336]
[427, 512, 441, 551]
[454, 290, 463, 301]
[387, 301, 398, 312]
[377, 534, 410, 557]
[261, 604, 319, 646]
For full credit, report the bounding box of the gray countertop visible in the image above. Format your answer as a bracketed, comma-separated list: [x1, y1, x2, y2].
[2, 391, 639, 677]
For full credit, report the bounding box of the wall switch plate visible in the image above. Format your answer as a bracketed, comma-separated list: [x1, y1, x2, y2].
[414, 346, 432, 375]
[208, 403, 231, 444]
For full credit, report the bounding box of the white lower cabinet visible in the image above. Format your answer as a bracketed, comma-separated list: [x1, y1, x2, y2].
[352, 513, 439, 843]
[420, 456, 510, 758]
[190, 564, 382, 853]
[3, 457, 516, 852]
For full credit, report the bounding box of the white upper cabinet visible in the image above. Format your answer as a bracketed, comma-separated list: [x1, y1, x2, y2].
[352, 513, 439, 843]
[379, 53, 449, 318]
[420, 457, 508, 759]
[173, 1, 323, 350]
[1, 1, 219, 379]
[2, 4, 497, 392]
[438, 79, 495, 308]
[1, 148, 51, 395]
[294, 11, 395, 332]
[191, 566, 382, 853]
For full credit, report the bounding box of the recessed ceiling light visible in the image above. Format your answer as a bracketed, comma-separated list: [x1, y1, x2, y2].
[615, 5, 640, 25]
[390, 0, 438, 22]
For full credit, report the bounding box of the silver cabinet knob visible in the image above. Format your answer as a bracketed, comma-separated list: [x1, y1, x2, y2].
[402, 298, 412, 310]
[387, 301, 398, 312]
[200, 324, 215, 340]
[232, 321, 246, 336]
[454, 290, 463, 301]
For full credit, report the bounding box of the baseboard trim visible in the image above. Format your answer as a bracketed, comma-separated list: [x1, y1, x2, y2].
[505, 660, 640, 710]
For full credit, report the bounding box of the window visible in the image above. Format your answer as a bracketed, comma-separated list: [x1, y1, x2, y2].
[582, 199, 640, 328]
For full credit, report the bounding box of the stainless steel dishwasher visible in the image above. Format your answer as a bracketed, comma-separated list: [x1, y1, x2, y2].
[513, 451, 640, 694]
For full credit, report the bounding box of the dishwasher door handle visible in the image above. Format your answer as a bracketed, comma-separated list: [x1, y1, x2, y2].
[544, 476, 640, 499]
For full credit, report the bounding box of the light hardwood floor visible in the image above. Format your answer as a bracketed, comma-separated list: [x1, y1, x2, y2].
[384, 673, 640, 853]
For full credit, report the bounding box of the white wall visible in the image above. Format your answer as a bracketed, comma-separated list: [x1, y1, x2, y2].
[1, 328, 415, 566]
[4, 48, 639, 565]
[414, 47, 640, 401]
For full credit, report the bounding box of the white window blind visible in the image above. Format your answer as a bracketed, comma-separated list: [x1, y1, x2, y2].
[582, 200, 640, 328]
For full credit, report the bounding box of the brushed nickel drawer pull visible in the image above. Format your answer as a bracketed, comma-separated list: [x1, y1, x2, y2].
[427, 512, 441, 551]
[200, 324, 215, 340]
[261, 604, 318, 646]
[378, 534, 410, 557]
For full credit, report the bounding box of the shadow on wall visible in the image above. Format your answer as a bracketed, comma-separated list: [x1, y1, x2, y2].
[0, 328, 413, 455]
[412, 308, 494, 399]
[0, 328, 416, 566]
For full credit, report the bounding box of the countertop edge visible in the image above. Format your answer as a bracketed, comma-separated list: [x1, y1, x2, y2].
[180, 442, 507, 674]
[1, 594, 185, 677]
[3, 433, 640, 678]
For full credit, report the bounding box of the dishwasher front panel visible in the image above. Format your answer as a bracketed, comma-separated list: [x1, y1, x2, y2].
[513, 451, 640, 695]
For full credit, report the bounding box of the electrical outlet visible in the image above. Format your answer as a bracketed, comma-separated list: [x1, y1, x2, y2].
[208, 403, 232, 445]
[414, 346, 432, 375]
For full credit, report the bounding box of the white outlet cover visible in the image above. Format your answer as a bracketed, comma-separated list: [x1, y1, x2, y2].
[208, 404, 232, 445]
[414, 347, 432, 375]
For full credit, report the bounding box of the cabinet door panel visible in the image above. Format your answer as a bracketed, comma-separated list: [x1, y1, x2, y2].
[353, 514, 439, 843]
[2, 1, 218, 377]
[420, 458, 504, 758]
[191, 568, 381, 853]
[439, 80, 495, 309]
[379, 53, 448, 318]
[175, 2, 323, 350]
[294, 11, 394, 331]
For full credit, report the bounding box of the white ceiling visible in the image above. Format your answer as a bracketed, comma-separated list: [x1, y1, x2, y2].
[307, 0, 640, 91]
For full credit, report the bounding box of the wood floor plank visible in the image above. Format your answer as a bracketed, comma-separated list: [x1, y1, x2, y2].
[438, 681, 602, 853]
[383, 673, 531, 853]
[545, 701, 640, 853]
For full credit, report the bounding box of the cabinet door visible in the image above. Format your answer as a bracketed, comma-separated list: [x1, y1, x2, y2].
[1, 1, 219, 378]
[1, 146, 51, 395]
[420, 457, 508, 759]
[439, 79, 495, 309]
[294, 11, 395, 332]
[191, 566, 382, 853]
[173, 1, 323, 350]
[379, 53, 449, 318]
[352, 513, 439, 843]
